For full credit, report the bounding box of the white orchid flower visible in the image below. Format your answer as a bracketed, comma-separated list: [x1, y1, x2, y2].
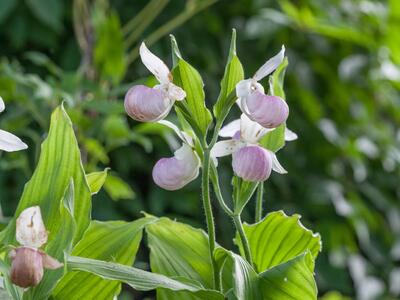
[236, 46, 289, 129]
[124, 43, 186, 122]
[10, 206, 63, 288]
[211, 114, 295, 182]
[152, 121, 200, 190]
[0, 97, 28, 152]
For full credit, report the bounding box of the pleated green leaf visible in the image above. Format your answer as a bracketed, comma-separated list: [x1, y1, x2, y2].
[66, 256, 224, 300]
[0, 105, 91, 247]
[213, 29, 244, 120]
[171, 36, 212, 137]
[146, 217, 215, 300]
[53, 218, 155, 299]
[235, 211, 321, 273]
[86, 168, 109, 195]
[259, 252, 318, 300]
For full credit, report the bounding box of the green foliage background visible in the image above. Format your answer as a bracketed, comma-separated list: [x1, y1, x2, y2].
[0, 0, 399, 299]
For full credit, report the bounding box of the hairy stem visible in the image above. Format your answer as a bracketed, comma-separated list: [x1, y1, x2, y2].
[201, 149, 219, 290]
[233, 214, 253, 266]
[210, 166, 233, 216]
[255, 183, 264, 222]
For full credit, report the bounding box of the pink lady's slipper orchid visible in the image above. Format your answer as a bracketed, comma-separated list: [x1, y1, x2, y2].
[152, 121, 200, 191]
[124, 43, 186, 122]
[9, 206, 63, 288]
[236, 46, 289, 128]
[0, 97, 28, 152]
[211, 114, 295, 182]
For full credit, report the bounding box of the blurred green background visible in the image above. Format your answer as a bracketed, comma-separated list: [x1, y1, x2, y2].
[0, 0, 399, 299]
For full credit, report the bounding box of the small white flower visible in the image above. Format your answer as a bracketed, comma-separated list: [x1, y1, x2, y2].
[236, 46, 289, 129]
[124, 43, 186, 122]
[0, 96, 28, 152]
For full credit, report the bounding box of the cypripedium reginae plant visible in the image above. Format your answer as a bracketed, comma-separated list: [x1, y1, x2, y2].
[0, 30, 320, 300]
[0, 97, 28, 152]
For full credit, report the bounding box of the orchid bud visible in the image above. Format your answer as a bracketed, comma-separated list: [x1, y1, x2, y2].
[152, 144, 200, 190]
[243, 92, 289, 129]
[232, 145, 272, 182]
[124, 85, 172, 122]
[10, 247, 43, 288]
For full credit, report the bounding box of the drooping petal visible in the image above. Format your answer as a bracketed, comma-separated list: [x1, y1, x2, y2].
[166, 83, 186, 101]
[271, 153, 287, 174]
[253, 45, 285, 81]
[236, 79, 264, 99]
[0, 96, 5, 113]
[285, 127, 298, 141]
[211, 139, 246, 158]
[124, 85, 173, 122]
[244, 92, 289, 128]
[152, 144, 200, 191]
[219, 119, 241, 138]
[240, 114, 273, 144]
[16, 206, 48, 248]
[158, 120, 193, 146]
[139, 42, 171, 84]
[232, 145, 272, 182]
[0, 129, 28, 152]
[10, 247, 44, 288]
[40, 251, 63, 269]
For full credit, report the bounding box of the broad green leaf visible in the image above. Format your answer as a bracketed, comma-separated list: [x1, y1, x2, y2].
[0, 105, 91, 247]
[104, 174, 135, 201]
[26, 180, 76, 300]
[235, 211, 321, 273]
[86, 169, 109, 195]
[171, 36, 212, 137]
[0, 260, 23, 300]
[259, 252, 317, 300]
[66, 256, 224, 300]
[233, 177, 258, 214]
[213, 29, 244, 120]
[259, 58, 289, 153]
[53, 218, 155, 299]
[214, 248, 260, 300]
[146, 217, 214, 300]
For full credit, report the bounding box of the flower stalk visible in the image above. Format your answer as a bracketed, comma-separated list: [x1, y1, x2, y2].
[255, 183, 264, 222]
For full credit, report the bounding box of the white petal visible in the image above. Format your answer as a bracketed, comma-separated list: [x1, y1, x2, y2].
[16, 206, 48, 248]
[240, 114, 273, 144]
[167, 83, 186, 101]
[210, 139, 245, 158]
[0, 96, 5, 113]
[139, 42, 171, 84]
[285, 127, 298, 141]
[271, 153, 287, 174]
[236, 79, 253, 98]
[0, 129, 28, 152]
[253, 45, 285, 81]
[158, 120, 193, 146]
[219, 119, 241, 138]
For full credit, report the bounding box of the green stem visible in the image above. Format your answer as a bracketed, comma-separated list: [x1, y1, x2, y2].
[255, 183, 264, 222]
[210, 166, 233, 216]
[233, 214, 253, 266]
[201, 149, 219, 290]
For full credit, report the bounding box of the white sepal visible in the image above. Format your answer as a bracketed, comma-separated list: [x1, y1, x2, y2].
[211, 139, 246, 158]
[0, 96, 5, 113]
[158, 120, 193, 147]
[285, 127, 298, 141]
[253, 45, 285, 81]
[271, 153, 287, 174]
[240, 114, 273, 144]
[139, 42, 171, 84]
[16, 206, 48, 248]
[167, 83, 186, 101]
[219, 119, 241, 138]
[0, 129, 28, 152]
[236, 79, 253, 98]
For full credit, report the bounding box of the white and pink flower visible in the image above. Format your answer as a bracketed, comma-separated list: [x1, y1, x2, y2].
[124, 43, 186, 122]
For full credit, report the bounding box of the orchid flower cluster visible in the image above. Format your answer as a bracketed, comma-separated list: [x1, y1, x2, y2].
[125, 42, 295, 190]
